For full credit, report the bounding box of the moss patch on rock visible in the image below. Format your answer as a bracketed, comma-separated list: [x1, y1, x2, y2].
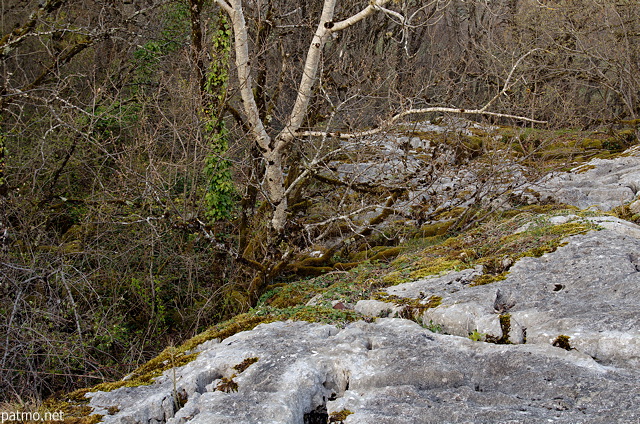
[382, 205, 596, 291]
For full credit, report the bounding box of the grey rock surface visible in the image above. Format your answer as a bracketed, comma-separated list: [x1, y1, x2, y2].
[535, 153, 640, 211]
[383, 229, 640, 369]
[84, 129, 640, 424]
[88, 319, 640, 424]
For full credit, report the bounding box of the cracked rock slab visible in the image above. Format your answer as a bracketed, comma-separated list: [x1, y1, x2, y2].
[534, 154, 640, 211]
[384, 229, 640, 369]
[87, 319, 639, 423]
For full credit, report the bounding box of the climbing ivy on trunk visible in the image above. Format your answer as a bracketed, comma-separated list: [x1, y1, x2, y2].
[203, 15, 236, 222]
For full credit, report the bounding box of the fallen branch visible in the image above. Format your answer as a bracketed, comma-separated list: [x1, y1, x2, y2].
[295, 107, 547, 140]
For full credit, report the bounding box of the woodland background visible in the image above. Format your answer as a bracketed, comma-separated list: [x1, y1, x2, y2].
[1, 0, 638, 402]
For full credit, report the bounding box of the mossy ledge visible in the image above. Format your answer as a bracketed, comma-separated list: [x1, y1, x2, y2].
[54, 304, 363, 421]
[51, 205, 604, 421]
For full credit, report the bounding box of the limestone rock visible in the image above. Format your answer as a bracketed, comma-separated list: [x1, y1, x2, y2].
[354, 299, 402, 318]
[535, 154, 640, 210]
[87, 319, 640, 424]
[384, 229, 640, 368]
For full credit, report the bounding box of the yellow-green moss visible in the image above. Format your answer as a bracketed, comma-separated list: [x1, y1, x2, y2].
[329, 409, 354, 423]
[412, 220, 453, 238]
[574, 164, 596, 174]
[19, 397, 102, 424]
[470, 272, 508, 287]
[277, 305, 361, 324]
[611, 204, 633, 221]
[381, 270, 408, 285]
[409, 258, 462, 280]
[387, 206, 597, 290]
[263, 282, 324, 308]
[434, 207, 467, 221]
[580, 139, 603, 150]
[369, 246, 403, 262]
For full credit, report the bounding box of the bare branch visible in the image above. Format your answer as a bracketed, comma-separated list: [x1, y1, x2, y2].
[296, 106, 546, 140]
[480, 49, 541, 113]
[0, 0, 66, 60]
[224, 0, 270, 150]
[331, 0, 393, 32]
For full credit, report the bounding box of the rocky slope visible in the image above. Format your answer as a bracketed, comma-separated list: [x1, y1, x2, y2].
[80, 136, 640, 424]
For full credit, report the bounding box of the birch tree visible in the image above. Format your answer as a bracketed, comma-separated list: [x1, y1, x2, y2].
[213, 0, 543, 293]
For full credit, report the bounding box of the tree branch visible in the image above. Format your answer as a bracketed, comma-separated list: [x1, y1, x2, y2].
[296, 107, 547, 140]
[276, 0, 395, 150]
[225, 0, 271, 151]
[331, 0, 392, 32]
[0, 0, 66, 60]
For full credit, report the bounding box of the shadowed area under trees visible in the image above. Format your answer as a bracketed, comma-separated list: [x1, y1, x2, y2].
[0, 0, 638, 402]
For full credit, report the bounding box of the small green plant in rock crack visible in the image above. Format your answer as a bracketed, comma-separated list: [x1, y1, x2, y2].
[469, 329, 486, 342]
[424, 320, 443, 333]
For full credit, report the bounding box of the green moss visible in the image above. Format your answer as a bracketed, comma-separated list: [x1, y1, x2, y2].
[381, 270, 407, 285]
[580, 139, 602, 150]
[63, 312, 276, 403]
[412, 220, 453, 238]
[485, 314, 512, 344]
[434, 207, 467, 221]
[37, 396, 102, 424]
[330, 409, 354, 423]
[275, 305, 361, 324]
[574, 164, 596, 174]
[389, 206, 596, 290]
[470, 272, 508, 287]
[263, 281, 324, 308]
[185, 314, 274, 351]
[462, 135, 485, 152]
[409, 258, 462, 279]
[369, 246, 403, 262]
[468, 330, 485, 342]
[611, 204, 633, 221]
[619, 118, 640, 127]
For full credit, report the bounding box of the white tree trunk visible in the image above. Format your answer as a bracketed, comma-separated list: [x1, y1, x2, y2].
[216, 0, 538, 235]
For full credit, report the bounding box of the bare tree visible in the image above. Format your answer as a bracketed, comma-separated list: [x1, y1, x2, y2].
[212, 0, 544, 294]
